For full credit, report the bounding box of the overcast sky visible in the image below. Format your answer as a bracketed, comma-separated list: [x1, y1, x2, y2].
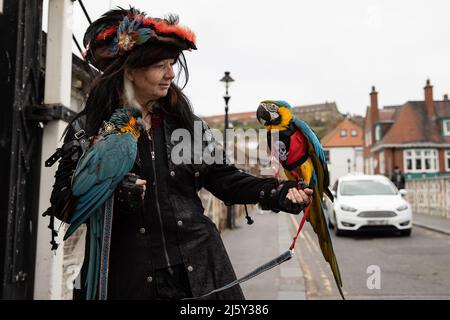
[44, 0, 450, 117]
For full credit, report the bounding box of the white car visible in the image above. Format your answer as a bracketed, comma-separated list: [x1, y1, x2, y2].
[327, 174, 412, 236]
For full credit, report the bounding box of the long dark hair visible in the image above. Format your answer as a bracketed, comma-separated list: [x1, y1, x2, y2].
[75, 41, 195, 138]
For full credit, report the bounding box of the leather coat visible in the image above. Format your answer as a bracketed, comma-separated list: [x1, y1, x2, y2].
[49, 109, 278, 300]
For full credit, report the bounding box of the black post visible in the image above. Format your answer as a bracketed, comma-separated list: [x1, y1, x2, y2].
[224, 96, 233, 229]
[0, 0, 43, 299]
[220, 72, 234, 229]
[224, 95, 229, 164]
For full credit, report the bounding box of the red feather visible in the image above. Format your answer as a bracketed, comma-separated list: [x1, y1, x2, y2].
[142, 17, 196, 45]
[96, 26, 117, 41]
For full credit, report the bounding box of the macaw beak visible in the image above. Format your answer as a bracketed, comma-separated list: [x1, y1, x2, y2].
[257, 103, 281, 126]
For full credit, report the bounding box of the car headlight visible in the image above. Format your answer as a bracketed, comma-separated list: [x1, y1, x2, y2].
[396, 204, 408, 211]
[340, 204, 357, 212]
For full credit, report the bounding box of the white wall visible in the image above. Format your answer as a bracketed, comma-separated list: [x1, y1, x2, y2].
[326, 147, 363, 186]
[35, 0, 74, 300]
[406, 177, 450, 219]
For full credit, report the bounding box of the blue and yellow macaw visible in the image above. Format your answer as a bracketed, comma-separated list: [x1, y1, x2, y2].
[256, 100, 344, 299]
[62, 107, 143, 300]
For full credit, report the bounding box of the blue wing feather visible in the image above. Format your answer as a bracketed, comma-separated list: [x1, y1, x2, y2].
[64, 133, 137, 239]
[68, 180, 112, 226]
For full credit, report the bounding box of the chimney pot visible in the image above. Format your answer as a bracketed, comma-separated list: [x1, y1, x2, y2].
[444, 94, 449, 101]
[424, 79, 435, 118]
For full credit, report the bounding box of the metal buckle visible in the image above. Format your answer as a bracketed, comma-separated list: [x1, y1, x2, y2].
[74, 129, 86, 140]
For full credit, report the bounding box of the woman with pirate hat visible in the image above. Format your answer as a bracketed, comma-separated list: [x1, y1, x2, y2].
[47, 7, 312, 300]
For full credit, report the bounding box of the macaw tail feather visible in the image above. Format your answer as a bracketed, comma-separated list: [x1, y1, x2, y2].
[86, 207, 103, 300]
[309, 150, 344, 299]
[99, 196, 114, 300]
[84, 196, 114, 300]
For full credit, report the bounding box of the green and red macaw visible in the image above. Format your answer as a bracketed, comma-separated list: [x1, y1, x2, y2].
[257, 100, 344, 299]
[62, 107, 144, 300]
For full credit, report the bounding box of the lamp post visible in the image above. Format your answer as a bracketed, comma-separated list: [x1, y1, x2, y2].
[220, 71, 235, 229]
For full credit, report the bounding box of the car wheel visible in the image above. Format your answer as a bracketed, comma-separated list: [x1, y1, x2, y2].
[400, 229, 412, 237]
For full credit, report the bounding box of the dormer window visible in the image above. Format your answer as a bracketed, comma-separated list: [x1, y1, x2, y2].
[443, 119, 450, 136]
[340, 129, 347, 137]
[351, 129, 357, 137]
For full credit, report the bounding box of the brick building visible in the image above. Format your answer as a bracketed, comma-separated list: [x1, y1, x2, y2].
[363, 80, 450, 179]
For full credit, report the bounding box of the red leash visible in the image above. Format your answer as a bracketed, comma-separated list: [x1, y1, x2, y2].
[289, 204, 311, 250]
[286, 167, 311, 250]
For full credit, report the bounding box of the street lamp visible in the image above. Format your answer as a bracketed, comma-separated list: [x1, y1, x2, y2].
[220, 71, 235, 229]
[220, 71, 234, 141]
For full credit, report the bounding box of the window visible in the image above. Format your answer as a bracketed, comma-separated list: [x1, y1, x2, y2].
[443, 120, 450, 136]
[404, 149, 438, 173]
[375, 125, 381, 142]
[340, 179, 397, 196]
[351, 129, 357, 137]
[445, 150, 450, 171]
[340, 129, 347, 137]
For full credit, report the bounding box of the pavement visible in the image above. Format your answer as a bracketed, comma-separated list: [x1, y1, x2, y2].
[221, 207, 450, 300]
[221, 207, 306, 300]
[412, 212, 450, 236]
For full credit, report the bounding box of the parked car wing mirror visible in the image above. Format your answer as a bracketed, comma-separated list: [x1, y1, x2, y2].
[331, 190, 337, 198]
[399, 189, 407, 197]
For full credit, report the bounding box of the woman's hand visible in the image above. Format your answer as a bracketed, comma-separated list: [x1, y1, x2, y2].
[135, 178, 147, 200]
[259, 180, 313, 214]
[115, 173, 147, 213]
[286, 187, 313, 206]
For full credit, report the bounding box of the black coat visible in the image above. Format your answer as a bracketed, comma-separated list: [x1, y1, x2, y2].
[49, 109, 277, 300]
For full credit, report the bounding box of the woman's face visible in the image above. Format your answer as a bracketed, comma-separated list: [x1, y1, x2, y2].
[127, 58, 176, 104]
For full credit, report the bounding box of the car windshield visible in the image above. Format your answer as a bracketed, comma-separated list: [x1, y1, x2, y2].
[340, 179, 398, 196]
